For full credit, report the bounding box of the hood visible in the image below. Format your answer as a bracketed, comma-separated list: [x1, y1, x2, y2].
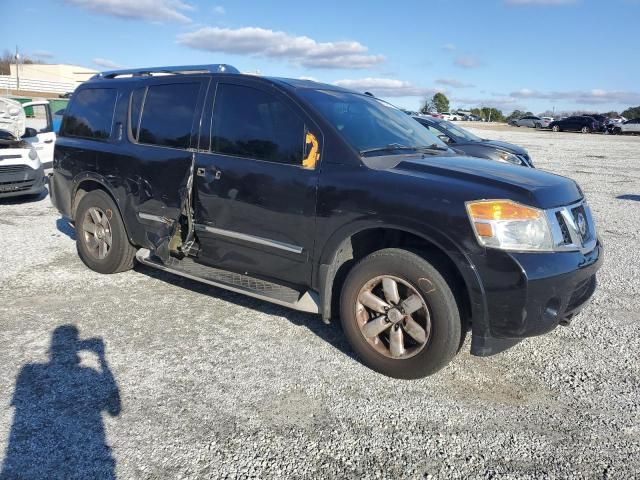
[0, 98, 26, 145]
[376, 154, 582, 209]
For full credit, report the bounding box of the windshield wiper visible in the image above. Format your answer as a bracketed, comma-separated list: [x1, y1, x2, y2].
[359, 143, 448, 155]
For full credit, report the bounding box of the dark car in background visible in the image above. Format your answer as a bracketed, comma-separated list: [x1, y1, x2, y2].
[413, 115, 533, 167]
[549, 116, 599, 134]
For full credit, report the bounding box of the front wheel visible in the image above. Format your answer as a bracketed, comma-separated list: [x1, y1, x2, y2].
[581, 126, 591, 134]
[75, 190, 137, 274]
[552, 125, 561, 132]
[340, 249, 462, 379]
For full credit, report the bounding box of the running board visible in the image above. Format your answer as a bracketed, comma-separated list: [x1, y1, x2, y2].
[135, 248, 319, 314]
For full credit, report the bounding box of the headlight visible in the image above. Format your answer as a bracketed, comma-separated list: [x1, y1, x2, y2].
[466, 200, 553, 251]
[28, 148, 38, 161]
[496, 151, 521, 165]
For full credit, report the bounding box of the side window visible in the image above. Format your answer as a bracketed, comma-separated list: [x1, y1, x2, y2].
[138, 83, 200, 149]
[24, 104, 52, 134]
[129, 87, 146, 141]
[211, 83, 305, 166]
[61, 88, 117, 140]
[427, 125, 450, 142]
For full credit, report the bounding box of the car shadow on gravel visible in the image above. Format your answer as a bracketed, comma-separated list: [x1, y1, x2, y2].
[1, 325, 121, 480]
[135, 264, 358, 363]
[617, 194, 640, 202]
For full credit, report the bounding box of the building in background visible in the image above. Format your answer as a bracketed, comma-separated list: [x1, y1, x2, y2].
[1, 64, 97, 97]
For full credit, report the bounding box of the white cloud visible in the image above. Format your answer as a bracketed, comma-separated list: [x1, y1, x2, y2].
[442, 43, 456, 52]
[505, 0, 577, 4]
[64, 0, 194, 23]
[212, 5, 225, 14]
[451, 95, 525, 112]
[93, 57, 122, 69]
[454, 55, 482, 69]
[333, 78, 440, 97]
[177, 27, 385, 69]
[435, 78, 474, 88]
[510, 88, 640, 104]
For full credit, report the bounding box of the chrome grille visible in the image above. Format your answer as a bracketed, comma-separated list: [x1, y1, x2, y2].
[546, 200, 597, 253]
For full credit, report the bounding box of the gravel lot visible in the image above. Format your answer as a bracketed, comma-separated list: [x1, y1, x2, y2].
[1, 126, 639, 479]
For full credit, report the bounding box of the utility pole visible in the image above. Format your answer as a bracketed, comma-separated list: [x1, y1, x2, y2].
[15, 46, 20, 91]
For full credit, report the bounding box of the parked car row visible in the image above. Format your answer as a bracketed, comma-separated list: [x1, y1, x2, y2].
[510, 113, 638, 135]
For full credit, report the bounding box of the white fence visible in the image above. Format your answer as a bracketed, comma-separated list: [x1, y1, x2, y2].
[0, 75, 76, 94]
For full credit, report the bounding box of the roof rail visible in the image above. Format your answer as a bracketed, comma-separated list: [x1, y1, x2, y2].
[92, 64, 240, 79]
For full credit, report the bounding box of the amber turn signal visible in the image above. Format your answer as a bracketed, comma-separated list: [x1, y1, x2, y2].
[467, 200, 541, 221]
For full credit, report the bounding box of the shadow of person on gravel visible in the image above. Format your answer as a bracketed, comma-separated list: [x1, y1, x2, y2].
[56, 217, 76, 240]
[0, 325, 121, 480]
[135, 264, 358, 363]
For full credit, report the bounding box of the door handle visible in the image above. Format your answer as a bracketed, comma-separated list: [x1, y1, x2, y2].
[44, 139, 54, 144]
[196, 167, 221, 180]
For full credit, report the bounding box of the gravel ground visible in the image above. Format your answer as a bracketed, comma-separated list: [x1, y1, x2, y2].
[1, 126, 639, 479]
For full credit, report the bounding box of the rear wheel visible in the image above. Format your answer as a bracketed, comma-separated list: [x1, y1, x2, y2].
[581, 126, 591, 134]
[75, 190, 136, 274]
[340, 249, 462, 379]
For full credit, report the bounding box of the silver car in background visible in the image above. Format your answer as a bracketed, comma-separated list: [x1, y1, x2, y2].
[510, 115, 553, 129]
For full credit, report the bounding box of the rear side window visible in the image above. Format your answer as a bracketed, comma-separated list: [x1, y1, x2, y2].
[61, 88, 117, 140]
[138, 83, 200, 149]
[211, 83, 304, 166]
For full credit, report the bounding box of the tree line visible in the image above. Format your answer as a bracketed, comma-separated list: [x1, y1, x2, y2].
[420, 92, 640, 121]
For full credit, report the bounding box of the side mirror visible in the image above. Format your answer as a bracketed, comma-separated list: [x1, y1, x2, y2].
[23, 127, 38, 138]
[438, 135, 451, 144]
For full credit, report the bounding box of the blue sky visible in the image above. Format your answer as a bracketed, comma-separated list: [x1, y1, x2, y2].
[4, 0, 640, 114]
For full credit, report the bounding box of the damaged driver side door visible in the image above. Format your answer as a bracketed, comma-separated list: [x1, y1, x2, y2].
[124, 77, 209, 261]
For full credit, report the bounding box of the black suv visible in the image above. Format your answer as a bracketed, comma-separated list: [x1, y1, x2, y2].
[50, 64, 602, 378]
[549, 116, 600, 134]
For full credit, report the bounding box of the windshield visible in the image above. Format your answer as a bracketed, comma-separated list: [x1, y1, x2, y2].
[438, 121, 482, 142]
[300, 89, 448, 155]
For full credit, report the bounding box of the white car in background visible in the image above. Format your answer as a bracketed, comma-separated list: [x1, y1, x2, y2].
[0, 98, 54, 199]
[22, 101, 56, 174]
[440, 112, 461, 121]
[613, 118, 640, 135]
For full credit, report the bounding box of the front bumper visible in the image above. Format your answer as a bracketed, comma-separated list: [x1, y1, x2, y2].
[0, 163, 46, 198]
[470, 241, 603, 356]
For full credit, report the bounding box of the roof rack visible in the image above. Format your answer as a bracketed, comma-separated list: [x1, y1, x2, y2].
[92, 64, 240, 79]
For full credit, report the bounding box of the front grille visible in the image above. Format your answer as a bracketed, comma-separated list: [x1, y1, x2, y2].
[555, 212, 572, 244]
[0, 165, 30, 175]
[571, 205, 591, 243]
[0, 179, 35, 192]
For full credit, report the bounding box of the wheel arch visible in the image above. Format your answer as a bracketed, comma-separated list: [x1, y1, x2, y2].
[72, 173, 134, 244]
[316, 223, 485, 333]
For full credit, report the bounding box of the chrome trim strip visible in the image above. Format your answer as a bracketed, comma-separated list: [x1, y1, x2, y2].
[139, 212, 172, 224]
[135, 248, 318, 313]
[194, 224, 303, 254]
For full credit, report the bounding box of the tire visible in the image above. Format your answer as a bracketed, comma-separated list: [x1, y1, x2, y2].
[552, 125, 560, 132]
[340, 248, 462, 379]
[75, 190, 136, 274]
[581, 126, 590, 134]
[613, 127, 621, 135]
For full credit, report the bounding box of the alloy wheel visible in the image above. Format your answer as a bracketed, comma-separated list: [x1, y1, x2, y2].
[355, 275, 431, 359]
[82, 207, 113, 260]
